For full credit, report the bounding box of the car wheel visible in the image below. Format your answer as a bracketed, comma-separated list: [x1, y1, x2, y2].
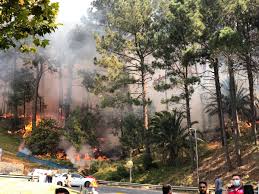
[57, 181, 63, 186]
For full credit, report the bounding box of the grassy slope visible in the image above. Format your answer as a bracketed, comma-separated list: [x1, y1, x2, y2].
[0, 126, 43, 173]
[1, 124, 258, 186]
[94, 141, 259, 187]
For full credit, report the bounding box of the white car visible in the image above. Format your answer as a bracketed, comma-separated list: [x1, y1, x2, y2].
[53, 173, 96, 187]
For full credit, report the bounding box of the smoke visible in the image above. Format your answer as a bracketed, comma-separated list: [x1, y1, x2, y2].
[58, 137, 93, 170]
[18, 140, 32, 155]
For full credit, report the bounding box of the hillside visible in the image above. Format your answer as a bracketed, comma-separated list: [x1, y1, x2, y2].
[1, 126, 258, 187]
[0, 127, 43, 174]
[93, 141, 259, 187]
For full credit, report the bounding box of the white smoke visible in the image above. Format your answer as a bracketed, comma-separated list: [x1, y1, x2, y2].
[59, 137, 93, 170]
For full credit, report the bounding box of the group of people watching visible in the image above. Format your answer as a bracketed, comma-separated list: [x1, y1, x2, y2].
[55, 174, 256, 194]
[163, 174, 255, 194]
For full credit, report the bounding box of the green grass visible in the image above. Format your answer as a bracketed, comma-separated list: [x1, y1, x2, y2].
[0, 127, 21, 153]
[93, 155, 194, 185]
[132, 165, 193, 185]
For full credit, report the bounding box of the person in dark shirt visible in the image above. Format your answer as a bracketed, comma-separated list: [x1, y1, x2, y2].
[215, 176, 223, 194]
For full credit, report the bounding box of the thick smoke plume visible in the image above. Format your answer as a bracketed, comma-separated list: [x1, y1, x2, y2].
[59, 137, 93, 171]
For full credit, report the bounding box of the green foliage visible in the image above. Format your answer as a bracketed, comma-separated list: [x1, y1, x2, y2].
[205, 80, 253, 120]
[153, 0, 201, 109]
[65, 107, 100, 149]
[150, 110, 192, 164]
[0, 0, 59, 50]
[209, 27, 242, 53]
[142, 152, 153, 170]
[26, 119, 61, 155]
[104, 164, 128, 181]
[8, 68, 35, 109]
[93, 0, 160, 109]
[0, 123, 20, 153]
[120, 113, 144, 151]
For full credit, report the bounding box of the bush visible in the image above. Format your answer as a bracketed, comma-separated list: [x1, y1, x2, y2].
[26, 119, 61, 155]
[106, 164, 129, 181]
[143, 152, 153, 170]
[65, 107, 100, 149]
[88, 160, 108, 174]
[116, 164, 129, 178]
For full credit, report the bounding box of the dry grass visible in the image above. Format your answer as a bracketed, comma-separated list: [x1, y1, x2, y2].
[199, 141, 259, 187]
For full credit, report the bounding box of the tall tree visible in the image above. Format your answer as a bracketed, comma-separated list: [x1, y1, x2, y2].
[93, 0, 160, 166]
[227, 0, 259, 145]
[8, 68, 35, 118]
[153, 0, 203, 168]
[30, 54, 55, 130]
[0, 0, 59, 50]
[210, 25, 243, 166]
[198, 0, 233, 170]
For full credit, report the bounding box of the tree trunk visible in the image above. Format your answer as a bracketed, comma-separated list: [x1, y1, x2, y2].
[184, 67, 194, 169]
[246, 55, 257, 145]
[59, 64, 64, 120]
[32, 59, 43, 130]
[32, 85, 38, 130]
[140, 57, 152, 163]
[64, 64, 73, 121]
[228, 57, 242, 166]
[23, 91, 26, 117]
[213, 58, 233, 171]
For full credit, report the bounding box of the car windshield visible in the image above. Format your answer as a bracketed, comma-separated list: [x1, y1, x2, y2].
[72, 174, 83, 178]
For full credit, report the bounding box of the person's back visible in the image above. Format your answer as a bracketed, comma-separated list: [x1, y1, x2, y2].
[244, 185, 254, 194]
[215, 176, 223, 194]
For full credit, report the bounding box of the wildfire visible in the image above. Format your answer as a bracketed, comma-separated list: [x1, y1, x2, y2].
[23, 115, 41, 138]
[0, 113, 14, 119]
[56, 151, 67, 160]
[72, 153, 109, 163]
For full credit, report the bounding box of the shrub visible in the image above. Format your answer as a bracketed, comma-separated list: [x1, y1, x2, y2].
[26, 119, 61, 155]
[65, 107, 100, 149]
[106, 164, 129, 181]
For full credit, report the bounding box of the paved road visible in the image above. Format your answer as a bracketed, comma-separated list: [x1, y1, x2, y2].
[73, 185, 161, 194]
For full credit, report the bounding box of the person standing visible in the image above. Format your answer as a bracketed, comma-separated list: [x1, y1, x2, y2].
[227, 174, 244, 194]
[66, 172, 72, 188]
[215, 176, 224, 194]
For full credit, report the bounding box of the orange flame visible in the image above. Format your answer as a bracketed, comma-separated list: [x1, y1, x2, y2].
[84, 154, 92, 161]
[0, 113, 14, 118]
[23, 115, 41, 138]
[76, 154, 81, 161]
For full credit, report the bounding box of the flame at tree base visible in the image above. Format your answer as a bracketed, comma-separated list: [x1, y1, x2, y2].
[23, 115, 41, 138]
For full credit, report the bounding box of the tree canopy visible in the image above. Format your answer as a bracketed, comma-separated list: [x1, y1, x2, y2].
[0, 0, 59, 50]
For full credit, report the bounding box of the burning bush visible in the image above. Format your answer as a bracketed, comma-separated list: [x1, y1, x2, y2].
[26, 119, 61, 155]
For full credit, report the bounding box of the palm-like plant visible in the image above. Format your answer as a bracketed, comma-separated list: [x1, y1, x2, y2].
[150, 110, 193, 165]
[205, 80, 253, 120]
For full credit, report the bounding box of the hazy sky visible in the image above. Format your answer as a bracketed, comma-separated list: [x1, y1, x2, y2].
[54, 0, 93, 24]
